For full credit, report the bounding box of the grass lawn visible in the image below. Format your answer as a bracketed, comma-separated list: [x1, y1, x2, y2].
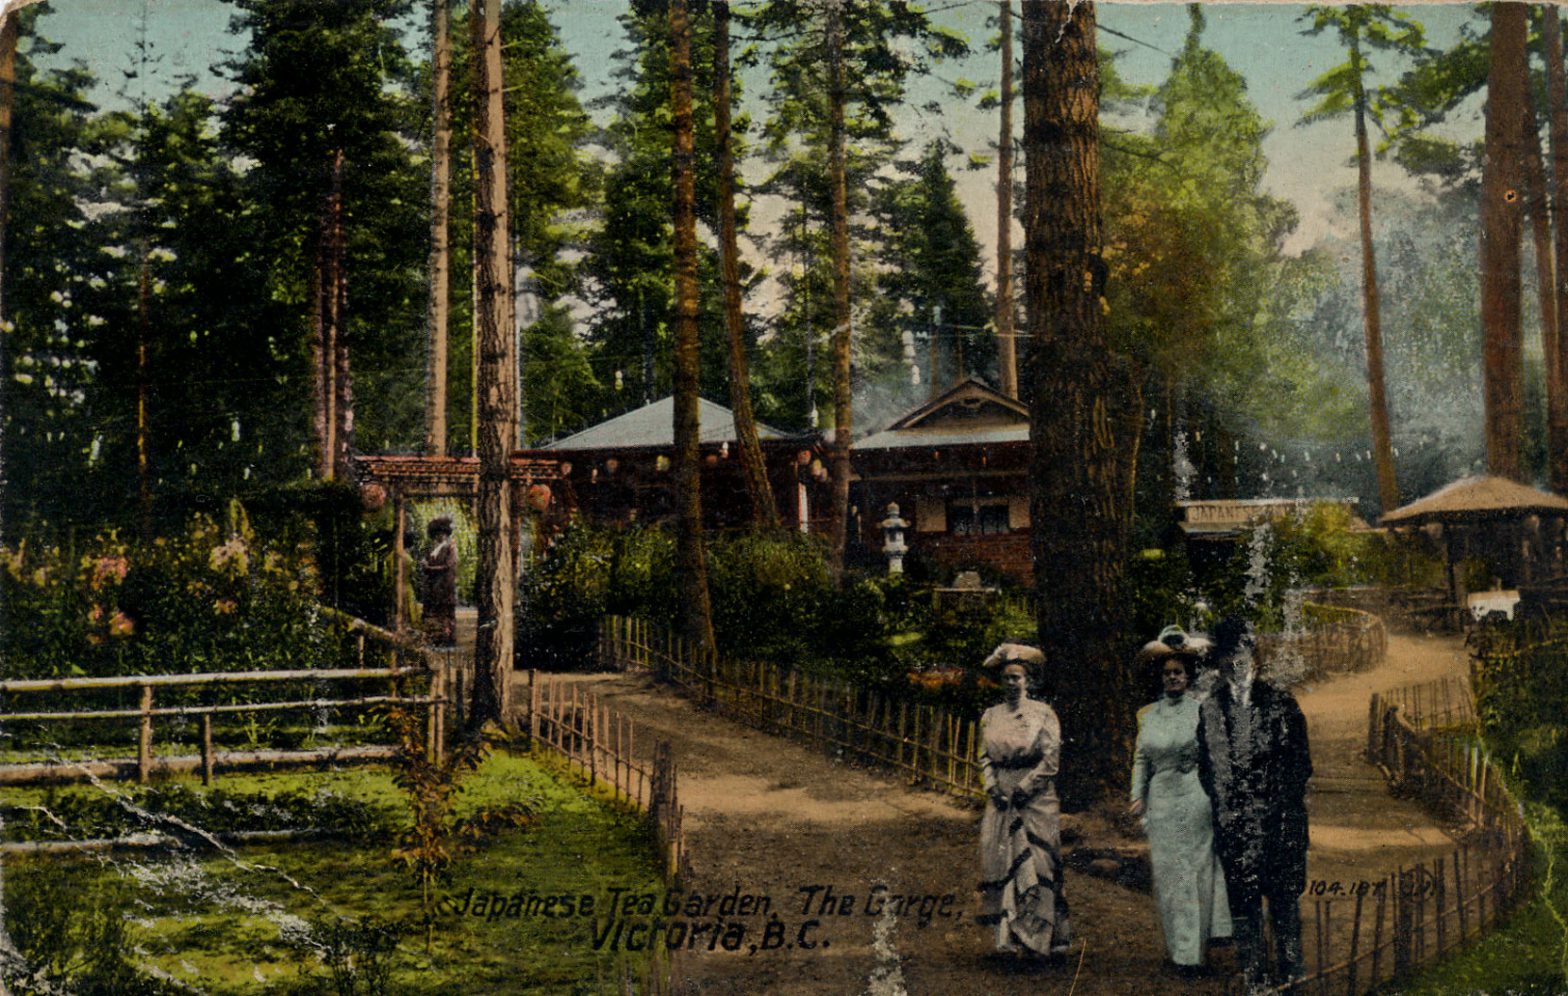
[3, 750, 667, 994]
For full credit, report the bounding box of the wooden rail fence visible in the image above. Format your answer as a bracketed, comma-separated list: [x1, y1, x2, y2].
[0, 620, 442, 786]
[521, 670, 685, 884]
[598, 615, 986, 801]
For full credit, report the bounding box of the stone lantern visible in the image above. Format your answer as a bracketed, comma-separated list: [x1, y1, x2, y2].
[880, 502, 910, 575]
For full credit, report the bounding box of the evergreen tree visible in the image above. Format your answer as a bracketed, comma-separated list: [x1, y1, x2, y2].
[867, 141, 993, 397]
[3, 5, 104, 533]
[1298, 4, 1428, 514]
[221, 0, 426, 472]
[580, 2, 730, 417]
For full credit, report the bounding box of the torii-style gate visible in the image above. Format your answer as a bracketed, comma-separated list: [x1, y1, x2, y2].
[353, 453, 568, 630]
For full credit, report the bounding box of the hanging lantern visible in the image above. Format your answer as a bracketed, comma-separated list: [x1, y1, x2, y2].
[359, 482, 386, 512]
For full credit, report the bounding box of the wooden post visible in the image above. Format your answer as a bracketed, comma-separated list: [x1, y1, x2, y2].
[1435, 856, 1447, 956]
[1394, 866, 1411, 975]
[1347, 889, 1365, 995]
[1367, 693, 1380, 760]
[138, 683, 154, 784]
[1314, 899, 1325, 992]
[1370, 874, 1388, 985]
[1455, 849, 1468, 940]
[201, 713, 214, 786]
[393, 490, 408, 630]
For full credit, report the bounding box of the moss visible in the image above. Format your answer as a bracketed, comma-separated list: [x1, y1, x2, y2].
[3, 751, 666, 994]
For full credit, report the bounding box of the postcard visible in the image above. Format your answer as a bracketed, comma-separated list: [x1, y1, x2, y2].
[0, 1, 1560, 994]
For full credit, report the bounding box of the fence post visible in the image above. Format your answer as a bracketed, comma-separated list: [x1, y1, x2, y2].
[138, 684, 154, 784]
[529, 669, 541, 743]
[201, 713, 214, 786]
[1394, 865, 1412, 977]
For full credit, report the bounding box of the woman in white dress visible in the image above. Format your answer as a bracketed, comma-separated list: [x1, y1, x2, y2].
[1129, 640, 1231, 975]
[977, 644, 1072, 959]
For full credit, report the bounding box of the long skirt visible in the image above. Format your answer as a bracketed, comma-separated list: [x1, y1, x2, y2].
[977, 781, 1072, 956]
[1146, 768, 1231, 965]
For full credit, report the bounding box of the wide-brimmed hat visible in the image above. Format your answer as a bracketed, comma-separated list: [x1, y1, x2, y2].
[1139, 625, 1212, 667]
[982, 643, 1046, 670]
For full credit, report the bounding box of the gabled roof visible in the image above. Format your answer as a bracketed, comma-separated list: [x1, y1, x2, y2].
[542, 396, 792, 452]
[1380, 475, 1568, 525]
[887, 376, 1028, 430]
[856, 377, 1029, 450]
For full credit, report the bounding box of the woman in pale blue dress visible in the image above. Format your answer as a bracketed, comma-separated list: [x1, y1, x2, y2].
[1129, 641, 1231, 974]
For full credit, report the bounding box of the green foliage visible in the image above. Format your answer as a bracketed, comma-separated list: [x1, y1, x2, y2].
[1204, 502, 1438, 625]
[385, 706, 493, 954]
[1127, 546, 1203, 643]
[522, 523, 892, 674]
[2, 783, 396, 843]
[221, 0, 428, 455]
[0, 508, 353, 680]
[866, 141, 995, 390]
[579, 2, 740, 415]
[519, 523, 675, 669]
[285, 914, 401, 996]
[3, 863, 178, 996]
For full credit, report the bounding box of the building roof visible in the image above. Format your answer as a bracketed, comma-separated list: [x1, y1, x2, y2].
[856, 377, 1029, 450]
[1380, 475, 1568, 526]
[541, 396, 793, 452]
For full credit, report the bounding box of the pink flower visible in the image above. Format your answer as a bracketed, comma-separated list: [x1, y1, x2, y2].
[209, 537, 250, 576]
[90, 555, 129, 590]
[108, 610, 135, 637]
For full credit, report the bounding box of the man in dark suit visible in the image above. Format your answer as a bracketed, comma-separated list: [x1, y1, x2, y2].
[1196, 616, 1312, 990]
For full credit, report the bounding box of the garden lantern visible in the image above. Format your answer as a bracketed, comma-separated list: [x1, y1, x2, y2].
[880, 502, 909, 575]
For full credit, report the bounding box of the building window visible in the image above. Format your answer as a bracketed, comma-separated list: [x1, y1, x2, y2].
[949, 502, 1010, 536]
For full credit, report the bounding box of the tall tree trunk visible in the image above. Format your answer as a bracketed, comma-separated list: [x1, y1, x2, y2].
[469, 0, 517, 727]
[1521, 88, 1561, 491]
[137, 255, 152, 535]
[826, 1, 853, 579]
[1544, 11, 1568, 492]
[330, 148, 354, 481]
[1352, 42, 1399, 513]
[996, 0, 1018, 398]
[1023, 0, 1133, 806]
[1482, 3, 1528, 482]
[671, 0, 717, 655]
[425, 0, 452, 457]
[0, 9, 15, 553]
[714, 2, 779, 529]
[311, 155, 336, 481]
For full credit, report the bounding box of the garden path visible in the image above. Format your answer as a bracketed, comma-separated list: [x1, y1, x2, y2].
[507, 628, 1470, 995]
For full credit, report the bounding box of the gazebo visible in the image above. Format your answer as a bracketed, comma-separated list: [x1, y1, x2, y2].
[1380, 475, 1568, 620]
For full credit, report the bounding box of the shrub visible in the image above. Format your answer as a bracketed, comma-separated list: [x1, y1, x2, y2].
[0, 508, 353, 681]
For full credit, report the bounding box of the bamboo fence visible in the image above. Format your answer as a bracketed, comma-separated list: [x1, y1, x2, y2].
[1280, 677, 1528, 995]
[599, 615, 986, 800]
[1258, 603, 1387, 682]
[520, 670, 686, 885]
[603, 615, 1529, 994]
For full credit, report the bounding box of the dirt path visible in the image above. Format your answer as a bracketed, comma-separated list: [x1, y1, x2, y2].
[513, 628, 1470, 994]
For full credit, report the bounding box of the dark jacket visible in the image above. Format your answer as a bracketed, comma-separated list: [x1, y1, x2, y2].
[1196, 677, 1312, 893]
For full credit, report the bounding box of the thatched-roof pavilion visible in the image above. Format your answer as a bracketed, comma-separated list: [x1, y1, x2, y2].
[1380, 475, 1568, 622]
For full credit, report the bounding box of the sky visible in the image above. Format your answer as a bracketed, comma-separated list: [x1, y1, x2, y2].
[26, 0, 1486, 278]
